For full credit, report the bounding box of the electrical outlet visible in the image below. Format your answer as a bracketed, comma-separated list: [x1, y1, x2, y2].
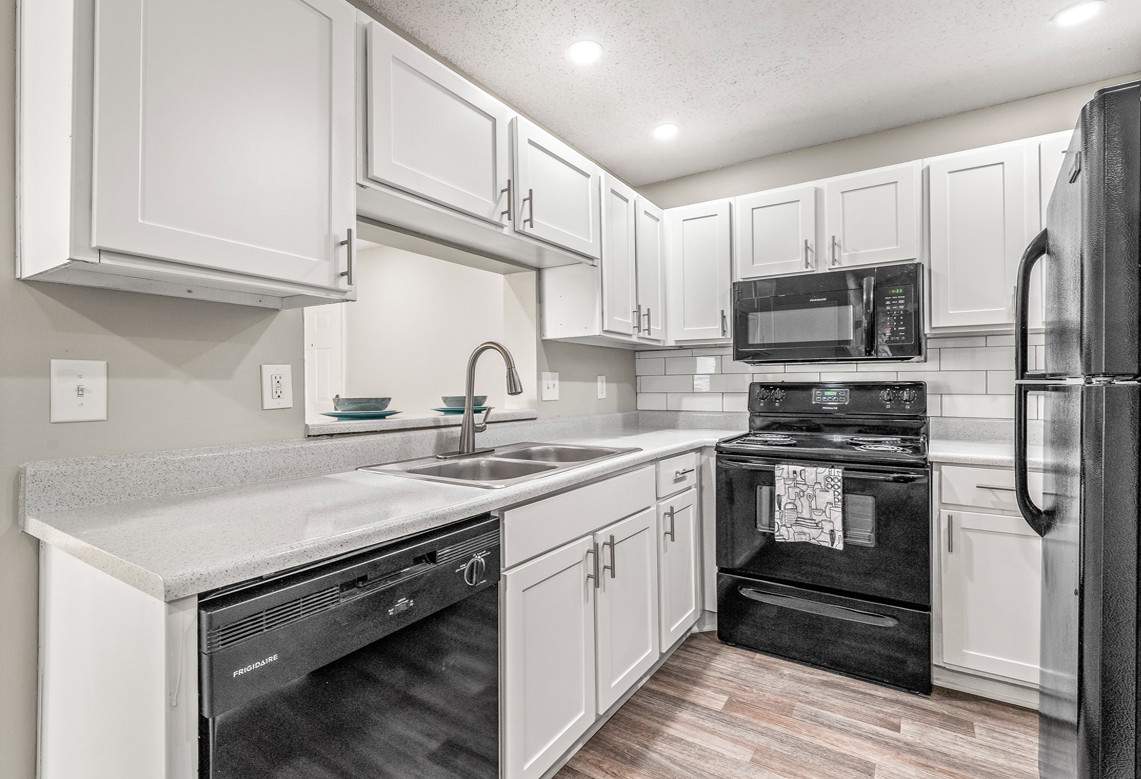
[261, 364, 294, 410]
[50, 359, 108, 422]
[541, 371, 560, 402]
[596, 375, 607, 399]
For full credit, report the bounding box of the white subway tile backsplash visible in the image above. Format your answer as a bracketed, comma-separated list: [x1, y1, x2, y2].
[822, 371, 897, 382]
[906, 371, 987, 394]
[752, 372, 800, 382]
[927, 395, 943, 416]
[691, 346, 732, 357]
[635, 358, 665, 376]
[929, 336, 987, 348]
[860, 354, 939, 371]
[986, 335, 1015, 347]
[637, 393, 668, 410]
[939, 346, 1015, 371]
[787, 362, 846, 372]
[722, 393, 749, 412]
[639, 374, 694, 393]
[942, 394, 1015, 418]
[667, 393, 724, 411]
[987, 370, 1015, 394]
[1028, 333, 1045, 346]
[637, 348, 691, 359]
[666, 356, 722, 375]
[701, 374, 751, 392]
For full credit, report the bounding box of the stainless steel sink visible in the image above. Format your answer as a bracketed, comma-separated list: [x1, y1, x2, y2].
[360, 441, 641, 488]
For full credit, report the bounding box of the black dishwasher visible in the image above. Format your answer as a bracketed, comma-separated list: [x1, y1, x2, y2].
[198, 515, 500, 778]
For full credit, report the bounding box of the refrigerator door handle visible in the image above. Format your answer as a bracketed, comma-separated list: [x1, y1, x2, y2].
[1015, 383, 1049, 537]
[1015, 229, 1049, 381]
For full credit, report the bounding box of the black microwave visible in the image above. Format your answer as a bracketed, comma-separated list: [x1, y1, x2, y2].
[732, 263, 923, 364]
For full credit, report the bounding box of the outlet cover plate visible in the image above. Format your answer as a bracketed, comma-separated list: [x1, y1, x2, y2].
[261, 364, 294, 410]
[541, 371, 560, 402]
[50, 359, 108, 423]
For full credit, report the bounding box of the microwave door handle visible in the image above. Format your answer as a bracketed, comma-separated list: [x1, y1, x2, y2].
[862, 276, 876, 356]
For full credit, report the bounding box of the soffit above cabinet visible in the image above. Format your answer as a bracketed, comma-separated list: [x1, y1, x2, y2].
[360, 0, 1141, 186]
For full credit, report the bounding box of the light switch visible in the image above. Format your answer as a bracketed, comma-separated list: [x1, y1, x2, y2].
[541, 372, 560, 402]
[50, 359, 108, 423]
[261, 364, 294, 410]
[596, 375, 607, 399]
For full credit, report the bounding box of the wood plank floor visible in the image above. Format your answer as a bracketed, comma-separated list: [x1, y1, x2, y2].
[557, 633, 1038, 779]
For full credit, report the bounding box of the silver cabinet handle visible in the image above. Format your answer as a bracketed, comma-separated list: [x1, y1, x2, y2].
[586, 543, 600, 588]
[674, 467, 695, 481]
[976, 483, 1016, 492]
[830, 235, 840, 266]
[664, 507, 676, 542]
[602, 535, 617, 579]
[803, 238, 812, 269]
[521, 187, 535, 228]
[643, 307, 652, 333]
[338, 227, 354, 285]
[499, 178, 513, 222]
[947, 513, 954, 554]
[633, 304, 642, 333]
[720, 309, 728, 337]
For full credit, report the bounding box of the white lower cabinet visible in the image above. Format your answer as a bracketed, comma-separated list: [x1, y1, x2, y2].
[595, 508, 660, 711]
[503, 536, 598, 779]
[939, 508, 1042, 685]
[658, 488, 700, 647]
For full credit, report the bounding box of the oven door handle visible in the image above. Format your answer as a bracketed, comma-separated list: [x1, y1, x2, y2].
[719, 459, 925, 483]
[739, 588, 900, 628]
[862, 275, 876, 356]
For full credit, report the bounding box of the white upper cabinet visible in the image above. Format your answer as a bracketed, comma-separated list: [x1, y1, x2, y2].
[635, 198, 667, 342]
[512, 117, 602, 260]
[823, 162, 921, 268]
[363, 22, 512, 225]
[734, 185, 817, 278]
[928, 142, 1030, 329]
[940, 509, 1042, 685]
[594, 509, 660, 713]
[90, 0, 355, 292]
[1037, 131, 1075, 227]
[600, 175, 639, 336]
[666, 200, 732, 343]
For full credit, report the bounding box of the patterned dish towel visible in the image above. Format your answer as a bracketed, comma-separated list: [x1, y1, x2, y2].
[774, 464, 844, 550]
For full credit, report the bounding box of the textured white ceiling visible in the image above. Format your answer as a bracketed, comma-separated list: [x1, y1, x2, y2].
[362, 0, 1141, 186]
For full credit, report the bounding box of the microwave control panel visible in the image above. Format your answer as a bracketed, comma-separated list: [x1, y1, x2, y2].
[875, 284, 916, 346]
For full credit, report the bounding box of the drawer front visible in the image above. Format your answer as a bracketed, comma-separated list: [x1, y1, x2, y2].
[657, 452, 698, 497]
[502, 466, 655, 569]
[717, 573, 931, 693]
[941, 465, 1043, 512]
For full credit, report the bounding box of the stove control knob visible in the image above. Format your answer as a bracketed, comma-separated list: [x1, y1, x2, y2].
[901, 388, 916, 402]
[772, 388, 785, 402]
[879, 388, 893, 404]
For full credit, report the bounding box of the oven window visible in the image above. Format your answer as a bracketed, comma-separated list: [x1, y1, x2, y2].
[747, 305, 854, 346]
[755, 485, 876, 547]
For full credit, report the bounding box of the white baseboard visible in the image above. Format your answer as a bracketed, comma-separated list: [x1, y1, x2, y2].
[933, 664, 1040, 710]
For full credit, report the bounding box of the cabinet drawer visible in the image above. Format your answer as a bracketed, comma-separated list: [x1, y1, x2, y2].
[941, 465, 1042, 512]
[502, 466, 655, 568]
[657, 452, 698, 497]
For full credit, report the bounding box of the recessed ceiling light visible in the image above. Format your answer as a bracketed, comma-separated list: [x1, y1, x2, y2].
[566, 40, 602, 66]
[1052, 0, 1105, 27]
[652, 122, 679, 141]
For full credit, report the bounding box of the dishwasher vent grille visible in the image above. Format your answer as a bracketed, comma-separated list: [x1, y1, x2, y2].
[437, 529, 500, 565]
[205, 586, 340, 652]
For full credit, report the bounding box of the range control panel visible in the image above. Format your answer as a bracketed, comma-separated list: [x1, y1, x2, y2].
[875, 284, 917, 347]
[749, 382, 926, 415]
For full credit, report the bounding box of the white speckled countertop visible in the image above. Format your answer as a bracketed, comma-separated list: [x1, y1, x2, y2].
[928, 439, 1043, 468]
[24, 429, 737, 602]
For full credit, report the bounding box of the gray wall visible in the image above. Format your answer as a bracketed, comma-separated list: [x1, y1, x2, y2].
[641, 72, 1141, 208]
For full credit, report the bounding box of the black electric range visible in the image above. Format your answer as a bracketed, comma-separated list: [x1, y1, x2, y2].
[715, 381, 932, 693]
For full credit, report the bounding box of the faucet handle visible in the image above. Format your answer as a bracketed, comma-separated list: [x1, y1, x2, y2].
[474, 406, 493, 433]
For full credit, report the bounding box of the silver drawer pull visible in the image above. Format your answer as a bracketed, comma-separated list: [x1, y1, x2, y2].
[739, 588, 899, 628]
[674, 467, 695, 481]
[976, 483, 1016, 492]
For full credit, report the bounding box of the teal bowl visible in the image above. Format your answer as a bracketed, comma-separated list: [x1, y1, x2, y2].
[441, 395, 487, 408]
[333, 395, 391, 412]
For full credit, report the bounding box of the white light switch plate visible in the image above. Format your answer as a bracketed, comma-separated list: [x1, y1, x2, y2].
[50, 359, 108, 422]
[596, 375, 607, 399]
[541, 371, 560, 401]
[261, 364, 294, 410]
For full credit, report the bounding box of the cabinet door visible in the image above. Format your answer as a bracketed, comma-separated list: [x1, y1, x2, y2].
[91, 0, 355, 290]
[512, 117, 601, 259]
[503, 536, 597, 779]
[658, 488, 700, 648]
[928, 143, 1029, 329]
[1026, 131, 1074, 330]
[665, 200, 732, 343]
[365, 22, 512, 225]
[600, 175, 638, 336]
[635, 198, 666, 342]
[940, 509, 1041, 684]
[595, 508, 660, 712]
[823, 162, 921, 268]
[734, 185, 817, 278]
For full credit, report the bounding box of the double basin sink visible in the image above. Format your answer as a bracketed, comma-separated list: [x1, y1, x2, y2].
[360, 442, 641, 489]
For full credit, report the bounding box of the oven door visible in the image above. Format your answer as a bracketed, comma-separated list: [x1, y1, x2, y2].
[716, 455, 930, 607]
[732, 276, 875, 363]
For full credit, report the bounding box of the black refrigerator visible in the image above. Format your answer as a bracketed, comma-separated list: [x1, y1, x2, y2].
[1014, 79, 1140, 779]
